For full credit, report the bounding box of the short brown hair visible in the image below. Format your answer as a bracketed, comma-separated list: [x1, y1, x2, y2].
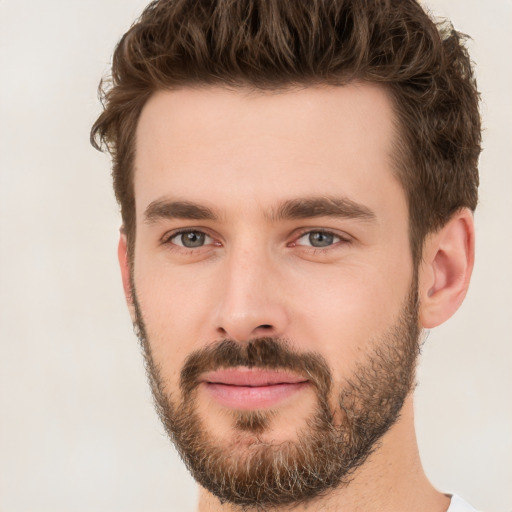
[91, 0, 481, 264]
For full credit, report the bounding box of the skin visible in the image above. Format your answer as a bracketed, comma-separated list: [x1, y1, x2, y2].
[118, 83, 474, 512]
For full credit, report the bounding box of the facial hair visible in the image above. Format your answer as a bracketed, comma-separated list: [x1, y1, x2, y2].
[131, 284, 420, 510]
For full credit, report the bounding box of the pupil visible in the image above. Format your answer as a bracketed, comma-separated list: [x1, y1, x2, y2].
[309, 232, 333, 247]
[182, 232, 205, 248]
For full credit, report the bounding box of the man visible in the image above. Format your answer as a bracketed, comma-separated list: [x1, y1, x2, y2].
[91, 0, 481, 510]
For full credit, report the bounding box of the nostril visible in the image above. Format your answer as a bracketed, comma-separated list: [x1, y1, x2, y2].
[215, 319, 282, 342]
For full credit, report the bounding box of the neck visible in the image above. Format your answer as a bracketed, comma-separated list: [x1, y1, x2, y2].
[196, 395, 450, 512]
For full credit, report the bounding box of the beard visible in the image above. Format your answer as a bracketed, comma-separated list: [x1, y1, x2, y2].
[131, 283, 420, 510]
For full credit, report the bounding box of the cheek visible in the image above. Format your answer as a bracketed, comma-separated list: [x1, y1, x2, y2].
[286, 260, 412, 371]
[132, 260, 214, 386]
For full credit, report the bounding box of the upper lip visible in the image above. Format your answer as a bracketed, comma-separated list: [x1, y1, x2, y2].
[202, 368, 308, 387]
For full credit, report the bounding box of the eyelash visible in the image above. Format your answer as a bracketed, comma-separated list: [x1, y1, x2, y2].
[292, 229, 352, 249]
[161, 229, 216, 248]
[160, 228, 352, 252]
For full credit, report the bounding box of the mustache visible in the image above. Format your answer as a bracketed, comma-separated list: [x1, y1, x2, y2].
[180, 337, 332, 398]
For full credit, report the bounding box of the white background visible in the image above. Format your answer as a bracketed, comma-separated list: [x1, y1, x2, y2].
[0, 1, 510, 511]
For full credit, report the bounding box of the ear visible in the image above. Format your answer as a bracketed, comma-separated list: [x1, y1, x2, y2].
[418, 209, 475, 329]
[118, 228, 136, 323]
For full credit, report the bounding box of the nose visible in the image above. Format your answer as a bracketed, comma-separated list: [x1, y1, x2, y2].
[212, 245, 289, 342]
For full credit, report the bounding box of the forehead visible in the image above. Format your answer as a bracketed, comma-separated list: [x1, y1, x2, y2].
[134, 84, 404, 219]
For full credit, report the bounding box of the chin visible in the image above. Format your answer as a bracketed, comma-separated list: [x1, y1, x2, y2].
[197, 390, 317, 444]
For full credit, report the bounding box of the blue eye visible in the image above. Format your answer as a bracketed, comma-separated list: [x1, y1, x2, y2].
[170, 230, 213, 248]
[296, 231, 342, 248]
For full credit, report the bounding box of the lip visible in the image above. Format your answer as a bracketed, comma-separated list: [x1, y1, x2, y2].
[201, 368, 309, 410]
[203, 368, 308, 387]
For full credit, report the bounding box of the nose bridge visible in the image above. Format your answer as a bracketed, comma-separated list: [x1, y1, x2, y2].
[214, 238, 288, 342]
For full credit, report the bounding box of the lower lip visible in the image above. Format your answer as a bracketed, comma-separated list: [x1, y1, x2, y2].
[203, 382, 309, 410]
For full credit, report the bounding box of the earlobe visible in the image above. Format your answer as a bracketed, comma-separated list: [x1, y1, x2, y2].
[118, 228, 136, 322]
[419, 209, 475, 329]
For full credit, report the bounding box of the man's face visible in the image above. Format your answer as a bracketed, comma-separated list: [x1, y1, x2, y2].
[128, 84, 419, 507]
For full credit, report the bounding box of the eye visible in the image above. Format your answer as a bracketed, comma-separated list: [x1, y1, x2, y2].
[167, 230, 214, 248]
[294, 230, 346, 248]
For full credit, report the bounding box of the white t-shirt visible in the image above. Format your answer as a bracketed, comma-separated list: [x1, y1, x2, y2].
[447, 495, 479, 512]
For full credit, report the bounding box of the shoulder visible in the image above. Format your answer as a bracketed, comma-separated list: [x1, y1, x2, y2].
[447, 494, 480, 512]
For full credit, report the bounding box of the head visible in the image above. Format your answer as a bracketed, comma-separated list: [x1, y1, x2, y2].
[91, 0, 480, 508]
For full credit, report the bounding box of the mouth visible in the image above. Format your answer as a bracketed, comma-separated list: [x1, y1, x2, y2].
[200, 367, 310, 410]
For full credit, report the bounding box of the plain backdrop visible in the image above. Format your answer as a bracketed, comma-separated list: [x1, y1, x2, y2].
[0, 1, 510, 511]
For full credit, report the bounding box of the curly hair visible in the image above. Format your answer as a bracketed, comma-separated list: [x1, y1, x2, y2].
[91, 0, 481, 264]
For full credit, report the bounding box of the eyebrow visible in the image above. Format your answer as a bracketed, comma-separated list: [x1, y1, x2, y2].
[143, 196, 376, 224]
[268, 197, 376, 223]
[144, 200, 217, 223]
